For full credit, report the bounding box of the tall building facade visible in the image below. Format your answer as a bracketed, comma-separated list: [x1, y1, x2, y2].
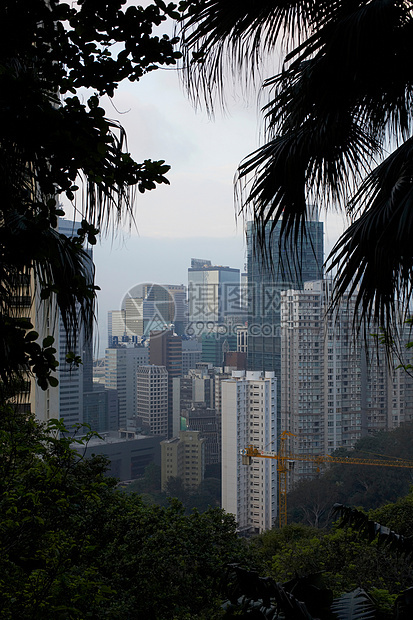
[221, 370, 277, 534]
[150, 329, 182, 438]
[57, 219, 94, 430]
[181, 339, 202, 374]
[163, 284, 188, 336]
[201, 332, 237, 367]
[185, 403, 220, 465]
[27, 278, 60, 423]
[280, 280, 413, 484]
[247, 217, 324, 432]
[83, 384, 119, 432]
[108, 309, 127, 347]
[26, 218, 91, 425]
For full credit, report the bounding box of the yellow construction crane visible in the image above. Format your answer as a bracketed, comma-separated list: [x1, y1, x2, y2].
[241, 431, 413, 528]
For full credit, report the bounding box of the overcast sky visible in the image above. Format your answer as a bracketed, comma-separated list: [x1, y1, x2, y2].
[83, 27, 348, 356]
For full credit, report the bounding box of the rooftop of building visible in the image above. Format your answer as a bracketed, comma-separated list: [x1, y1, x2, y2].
[79, 430, 159, 447]
[188, 265, 239, 272]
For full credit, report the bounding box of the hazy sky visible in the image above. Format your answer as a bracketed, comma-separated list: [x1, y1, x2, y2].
[84, 28, 348, 356]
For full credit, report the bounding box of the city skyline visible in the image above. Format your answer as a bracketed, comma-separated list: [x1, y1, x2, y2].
[84, 48, 348, 357]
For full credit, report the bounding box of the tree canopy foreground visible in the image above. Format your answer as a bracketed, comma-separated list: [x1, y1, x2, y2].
[0, 405, 247, 618]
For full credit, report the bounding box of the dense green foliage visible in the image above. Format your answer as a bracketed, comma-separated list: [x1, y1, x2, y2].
[0, 406, 247, 618]
[3, 403, 413, 619]
[124, 466, 221, 513]
[242, 498, 413, 619]
[250, 522, 413, 599]
[287, 422, 413, 527]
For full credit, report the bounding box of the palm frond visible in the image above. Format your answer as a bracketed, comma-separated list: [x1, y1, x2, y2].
[327, 138, 413, 331]
[332, 504, 413, 557]
[180, 0, 413, 333]
[237, 117, 376, 245]
[331, 588, 376, 620]
[33, 227, 95, 351]
[179, 0, 335, 110]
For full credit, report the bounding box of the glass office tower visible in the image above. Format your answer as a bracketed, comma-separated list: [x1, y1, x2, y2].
[247, 216, 324, 434]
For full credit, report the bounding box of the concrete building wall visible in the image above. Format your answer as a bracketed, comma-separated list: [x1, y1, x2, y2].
[221, 371, 277, 534]
[74, 432, 163, 481]
[136, 365, 168, 436]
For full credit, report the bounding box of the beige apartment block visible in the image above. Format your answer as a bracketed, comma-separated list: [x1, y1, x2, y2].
[161, 430, 205, 490]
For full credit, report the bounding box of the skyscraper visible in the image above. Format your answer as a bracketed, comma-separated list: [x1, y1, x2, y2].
[119, 283, 188, 341]
[57, 219, 94, 430]
[187, 258, 240, 336]
[104, 345, 149, 429]
[150, 329, 182, 438]
[108, 309, 126, 347]
[246, 217, 324, 431]
[24, 218, 92, 425]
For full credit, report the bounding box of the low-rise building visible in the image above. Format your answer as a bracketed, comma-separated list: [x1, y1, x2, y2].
[161, 430, 205, 490]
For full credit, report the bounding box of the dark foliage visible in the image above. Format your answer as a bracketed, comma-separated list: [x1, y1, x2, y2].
[0, 0, 181, 392]
[245, 503, 413, 619]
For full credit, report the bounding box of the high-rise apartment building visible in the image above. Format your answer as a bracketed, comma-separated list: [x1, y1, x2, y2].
[246, 217, 324, 433]
[221, 370, 277, 534]
[280, 280, 413, 484]
[136, 365, 168, 436]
